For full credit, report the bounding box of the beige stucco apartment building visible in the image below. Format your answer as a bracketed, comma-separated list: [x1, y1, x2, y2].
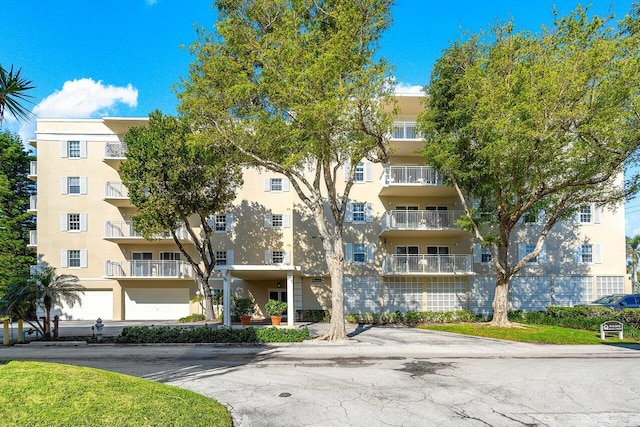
[28, 95, 630, 322]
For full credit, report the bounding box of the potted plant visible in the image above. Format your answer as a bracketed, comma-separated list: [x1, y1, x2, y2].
[265, 299, 287, 326]
[232, 297, 255, 326]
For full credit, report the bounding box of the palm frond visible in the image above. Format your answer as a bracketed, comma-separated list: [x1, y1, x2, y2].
[0, 64, 35, 124]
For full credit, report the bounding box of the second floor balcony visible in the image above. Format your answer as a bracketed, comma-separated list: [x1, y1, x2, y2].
[382, 254, 473, 275]
[379, 166, 454, 196]
[380, 210, 466, 237]
[104, 181, 131, 207]
[104, 221, 193, 244]
[104, 142, 127, 167]
[105, 260, 195, 280]
[28, 195, 37, 214]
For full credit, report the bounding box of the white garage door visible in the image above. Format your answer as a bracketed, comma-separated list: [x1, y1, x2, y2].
[54, 290, 114, 321]
[125, 288, 190, 320]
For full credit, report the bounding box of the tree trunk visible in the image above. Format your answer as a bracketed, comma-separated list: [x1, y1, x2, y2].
[198, 277, 215, 321]
[327, 244, 347, 340]
[490, 271, 512, 327]
[44, 301, 52, 338]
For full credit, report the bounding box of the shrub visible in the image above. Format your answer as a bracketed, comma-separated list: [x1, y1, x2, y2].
[115, 325, 311, 343]
[296, 310, 331, 322]
[178, 314, 206, 323]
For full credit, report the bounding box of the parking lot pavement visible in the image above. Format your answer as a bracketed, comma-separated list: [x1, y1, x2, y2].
[3, 324, 640, 426]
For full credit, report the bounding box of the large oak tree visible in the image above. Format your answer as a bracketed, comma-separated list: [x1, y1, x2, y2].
[179, 0, 394, 339]
[419, 6, 640, 326]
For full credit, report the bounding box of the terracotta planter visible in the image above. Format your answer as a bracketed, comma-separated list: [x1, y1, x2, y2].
[240, 315, 251, 326]
[270, 315, 282, 326]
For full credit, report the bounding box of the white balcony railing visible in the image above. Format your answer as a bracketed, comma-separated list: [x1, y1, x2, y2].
[392, 121, 422, 140]
[383, 254, 473, 274]
[104, 142, 127, 158]
[105, 260, 195, 278]
[29, 161, 37, 177]
[105, 181, 129, 198]
[104, 221, 191, 241]
[28, 230, 37, 246]
[29, 195, 37, 212]
[381, 166, 443, 187]
[381, 210, 464, 232]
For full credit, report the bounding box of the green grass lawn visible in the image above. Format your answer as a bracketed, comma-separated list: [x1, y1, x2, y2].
[419, 322, 639, 344]
[0, 361, 231, 427]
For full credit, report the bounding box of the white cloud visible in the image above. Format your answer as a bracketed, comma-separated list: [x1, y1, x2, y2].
[15, 78, 138, 143]
[34, 78, 138, 119]
[394, 83, 424, 95]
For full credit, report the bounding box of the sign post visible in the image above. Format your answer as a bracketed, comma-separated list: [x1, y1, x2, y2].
[600, 321, 623, 340]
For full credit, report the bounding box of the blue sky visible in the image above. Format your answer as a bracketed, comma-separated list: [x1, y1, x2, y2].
[2, 0, 638, 231]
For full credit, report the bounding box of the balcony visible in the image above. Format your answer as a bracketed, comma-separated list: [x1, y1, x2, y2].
[104, 221, 193, 244]
[379, 166, 454, 196]
[105, 260, 195, 280]
[380, 210, 466, 237]
[28, 230, 37, 247]
[28, 195, 37, 214]
[389, 122, 423, 156]
[382, 254, 473, 275]
[28, 161, 37, 180]
[104, 181, 131, 207]
[103, 142, 127, 167]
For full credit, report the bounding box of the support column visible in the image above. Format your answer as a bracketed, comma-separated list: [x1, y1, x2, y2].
[287, 272, 294, 327]
[222, 269, 231, 327]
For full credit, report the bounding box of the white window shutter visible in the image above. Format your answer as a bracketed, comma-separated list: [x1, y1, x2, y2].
[265, 250, 272, 264]
[264, 213, 272, 228]
[595, 244, 602, 264]
[79, 177, 88, 194]
[344, 243, 353, 264]
[343, 164, 350, 182]
[473, 244, 482, 264]
[345, 203, 353, 223]
[284, 251, 291, 264]
[227, 250, 234, 265]
[61, 213, 68, 231]
[206, 216, 214, 228]
[61, 177, 68, 194]
[366, 203, 374, 223]
[366, 243, 375, 264]
[594, 206, 601, 224]
[538, 244, 547, 264]
[61, 141, 68, 158]
[264, 178, 271, 192]
[80, 140, 87, 158]
[80, 213, 87, 231]
[80, 250, 88, 268]
[365, 162, 373, 182]
[283, 214, 290, 228]
[539, 210, 546, 223]
[226, 214, 234, 232]
[282, 178, 290, 192]
[518, 244, 526, 260]
[61, 250, 68, 268]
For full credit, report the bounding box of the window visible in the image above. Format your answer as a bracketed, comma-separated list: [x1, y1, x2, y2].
[214, 215, 226, 232]
[353, 244, 366, 263]
[525, 245, 538, 263]
[264, 177, 290, 192]
[579, 205, 592, 223]
[272, 250, 284, 264]
[160, 252, 181, 261]
[524, 210, 539, 224]
[272, 214, 283, 228]
[68, 177, 81, 194]
[352, 203, 365, 223]
[580, 244, 593, 263]
[68, 214, 81, 231]
[215, 251, 227, 266]
[345, 242, 374, 264]
[68, 141, 81, 158]
[426, 246, 449, 255]
[354, 163, 365, 182]
[68, 250, 81, 267]
[481, 246, 492, 263]
[270, 178, 283, 192]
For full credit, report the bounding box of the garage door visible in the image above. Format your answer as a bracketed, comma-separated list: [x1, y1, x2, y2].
[54, 290, 114, 321]
[125, 288, 190, 320]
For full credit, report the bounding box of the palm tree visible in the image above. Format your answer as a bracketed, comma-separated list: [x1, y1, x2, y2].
[626, 235, 640, 293]
[0, 64, 34, 126]
[29, 266, 85, 337]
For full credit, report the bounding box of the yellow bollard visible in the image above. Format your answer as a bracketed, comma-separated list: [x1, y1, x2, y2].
[3, 320, 9, 346]
[18, 319, 23, 344]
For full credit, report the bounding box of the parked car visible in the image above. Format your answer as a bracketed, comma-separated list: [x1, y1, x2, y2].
[576, 294, 640, 309]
